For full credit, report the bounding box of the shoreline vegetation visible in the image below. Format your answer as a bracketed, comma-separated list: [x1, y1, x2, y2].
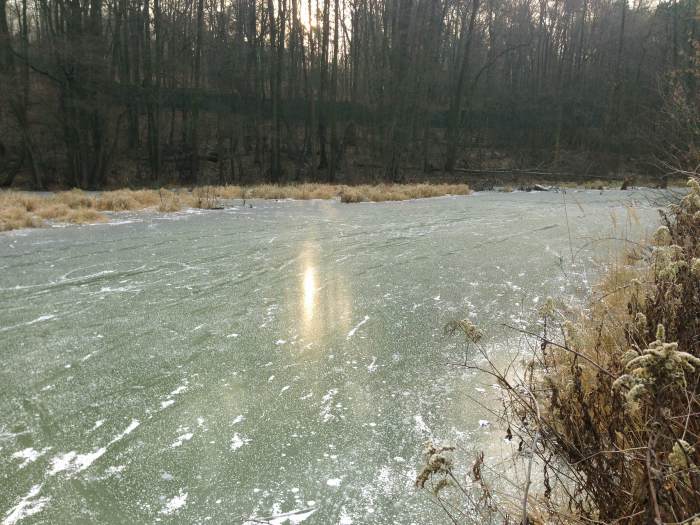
[419, 177, 700, 523]
[0, 183, 472, 232]
[0, 178, 686, 232]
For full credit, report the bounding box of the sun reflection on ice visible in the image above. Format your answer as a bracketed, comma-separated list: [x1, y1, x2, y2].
[303, 266, 317, 321]
[294, 240, 353, 345]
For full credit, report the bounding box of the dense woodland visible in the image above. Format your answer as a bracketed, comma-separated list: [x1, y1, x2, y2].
[0, 0, 697, 189]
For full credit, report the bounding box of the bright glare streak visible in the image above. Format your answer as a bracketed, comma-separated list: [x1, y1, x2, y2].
[303, 267, 316, 321]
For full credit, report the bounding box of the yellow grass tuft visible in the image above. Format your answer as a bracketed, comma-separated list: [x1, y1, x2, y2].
[64, 208, 107, 224]
[0, 191, 44, 212]
[157, 190, 185, 212]
[212, 185, 244, 199]
[36, 203, 73, 220]
[338, 186, 366, 203]
[54, 189, 96, 209]
[0, 206, 43, 231]
[95, 189, 161, 211]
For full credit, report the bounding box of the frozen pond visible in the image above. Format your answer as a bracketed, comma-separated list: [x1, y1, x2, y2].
[0, 190, 660, 524]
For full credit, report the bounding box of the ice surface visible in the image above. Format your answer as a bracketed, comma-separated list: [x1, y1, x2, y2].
[0, 191, 661, 523]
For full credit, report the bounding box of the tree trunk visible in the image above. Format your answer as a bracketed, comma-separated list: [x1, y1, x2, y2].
[445, 0, 480, 173]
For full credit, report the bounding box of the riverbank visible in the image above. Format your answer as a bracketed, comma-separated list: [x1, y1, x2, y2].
[0, 178, 681, 232]
[0, 184, 472, 232]
[421, 178, 700, 523]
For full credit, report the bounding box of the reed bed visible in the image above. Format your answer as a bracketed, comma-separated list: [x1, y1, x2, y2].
[338, 183, 471, 202]
[0, 183, 472, 231]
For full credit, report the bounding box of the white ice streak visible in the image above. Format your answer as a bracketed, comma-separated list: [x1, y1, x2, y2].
[346, 316, 369, 339]
[2, 484, 51, 525]
[170, 384, 188, 396]
[160, 380, 188, 409]
[367, 357, 378, 373]
[0, 315, 55, 333]
[245, 507, 317, 525]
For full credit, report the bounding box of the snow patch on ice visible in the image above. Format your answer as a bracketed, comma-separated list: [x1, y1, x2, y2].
[171, 433, 194, 448]
[104, 465, 126, 477]
[160, 490, 188, 515]
[11, 448, 50, 469]
[48, 419, 139, 477]
[320, 389, 339, 422]
[48, 449, 106, 476]
[414, 415, 432, 435]
[230, 433, 251, 451]
[326, 478, 342, 487]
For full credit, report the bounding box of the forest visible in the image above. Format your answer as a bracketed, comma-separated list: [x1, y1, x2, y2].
[0, 0, 697, 189]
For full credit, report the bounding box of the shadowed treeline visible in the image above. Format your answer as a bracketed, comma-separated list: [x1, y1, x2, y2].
[0, 0, 697, 189]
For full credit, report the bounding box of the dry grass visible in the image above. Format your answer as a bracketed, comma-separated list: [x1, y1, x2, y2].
[211, 182, 469, 202]
[54, 189, 97, 209]
[339, 183, 471, 203]
[95, 189, 160, 211]
[243, 183, 342, 200]
[191, 186, 222, 209]
[0, 190, 104, 230]
[157, 190, 185, 212]
[0, 183, 472, 231]
[0, 205, 43, 231]
[64, 209, 106, 224]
